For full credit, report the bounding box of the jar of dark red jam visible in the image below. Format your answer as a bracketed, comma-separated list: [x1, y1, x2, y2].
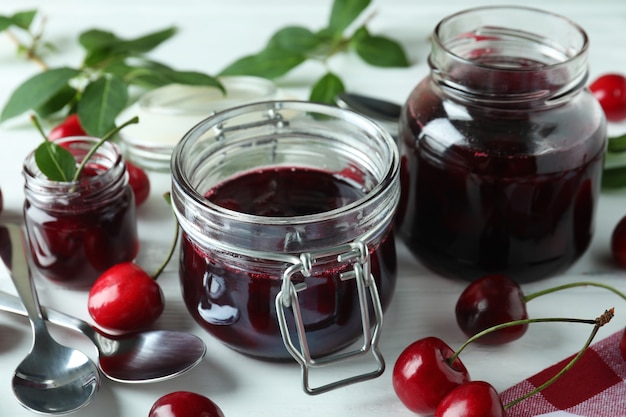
[396, 6, 607, 282]
[171, 100, 399, 393]
[23, 137, 139, 287]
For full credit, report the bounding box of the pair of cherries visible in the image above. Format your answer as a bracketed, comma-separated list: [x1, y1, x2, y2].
[393, 274, 621, 416]
[392, 274, 520, 416]
[393, 335, 503, 416]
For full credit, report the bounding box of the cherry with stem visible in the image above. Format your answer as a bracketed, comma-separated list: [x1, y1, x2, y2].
[87, 192, 180, 333]
[395, 306, 615, 415]
[445, 308, 614, 414]
[455, 274, 626, 345]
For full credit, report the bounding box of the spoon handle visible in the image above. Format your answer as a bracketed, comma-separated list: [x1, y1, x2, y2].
[0, 224, 45, 324]
[0, 290, 93, 336]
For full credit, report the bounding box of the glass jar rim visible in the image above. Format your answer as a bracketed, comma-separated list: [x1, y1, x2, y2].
[170, 100, 399, 227]
[432, 5, 589, 71]
[23, 136, 127, 208]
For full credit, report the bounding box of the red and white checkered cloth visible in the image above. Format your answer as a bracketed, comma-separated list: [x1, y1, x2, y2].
[500, 330, 626, 417]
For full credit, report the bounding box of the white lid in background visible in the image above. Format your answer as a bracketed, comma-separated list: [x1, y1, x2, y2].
[118, 76, 278, 148]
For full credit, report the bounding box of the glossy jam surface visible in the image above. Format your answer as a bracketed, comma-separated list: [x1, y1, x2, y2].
[180, 168, 397, 359]
[397, 75, 606, 282]
[25, 166, 139, 286]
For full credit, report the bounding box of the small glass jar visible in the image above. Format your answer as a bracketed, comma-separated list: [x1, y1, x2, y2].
[23, 137, 139, 287]
[171, 100, 399, 393]
[396, 6, 607, 282]
[118, 76, 278, 172]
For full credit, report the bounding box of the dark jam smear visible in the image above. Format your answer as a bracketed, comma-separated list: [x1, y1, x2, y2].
[180, 167, 397, 360]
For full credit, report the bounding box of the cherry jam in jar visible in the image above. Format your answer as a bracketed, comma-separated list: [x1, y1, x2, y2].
[171, 101, 399, 393]
[396, 6, 607, 282]
[23, 137, 139, 287]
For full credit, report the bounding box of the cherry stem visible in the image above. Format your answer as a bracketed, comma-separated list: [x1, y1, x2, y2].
[72, 116, 139, 182]
[5, 26, 49, 71]
[447, 316, 598, 365]
[503, 307, 614, 410]
[30, 114, 49, 140]
[524, 281, 626, 303]
[150, 192, 180, 281]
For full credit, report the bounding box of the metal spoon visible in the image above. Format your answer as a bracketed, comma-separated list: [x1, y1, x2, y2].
[1, 223, 100, 415]
[336, 92, 402, 140]
[0, 290, 207, 383]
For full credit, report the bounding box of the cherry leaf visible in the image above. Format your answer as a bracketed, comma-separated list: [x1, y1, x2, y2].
[603, 166, 626, 189]
[267, 26, 322, 53]
[0, 16, 13, 31]
[122, 60, 224, 92]
[1, 10, 37, 31]
[77, 75, 129, 137]
[34, 140, 77, 182]
[35, 85, 78, 118]
[80, 27, 177, 68]
[220, 48, 305, 79]
[309, 72, 345, 105]
[608, 133, 626, 153]
[327, 0, 371, 37]
[352, 27, 410, 67]
[0, 67, 81, 123]
[78, 29, 121, 51]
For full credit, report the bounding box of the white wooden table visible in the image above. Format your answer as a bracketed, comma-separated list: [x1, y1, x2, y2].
[1, 1, 626, 416]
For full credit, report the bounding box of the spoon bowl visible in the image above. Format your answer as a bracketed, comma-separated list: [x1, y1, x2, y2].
[0, 274, 206, 384]
[95, 328, 206, 383]
[12, 330, 100, 414]
[1, 223, 100, 414]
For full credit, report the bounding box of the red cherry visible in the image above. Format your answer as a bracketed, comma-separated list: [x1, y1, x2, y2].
[88, 262, 164, 332]
[611, 215, 626, 268]
[392, 337, 471, 415]
[125, 161, 150, 206]
[455, 275, 528, 345]
[48, 114, 87, 140]
[589, 73, 626, 122]
[149, 391, 225, 417]
[435, 381, 505, 417]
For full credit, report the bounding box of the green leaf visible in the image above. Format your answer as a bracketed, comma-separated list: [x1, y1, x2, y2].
[112, 27, 177, 55]
[327, 0, 370, 37]
[220, 48, 305, 79]
[122, 60, 224, 92]
[77, 75, 129, 137]
[352, 27, 409, 67]
[80, 27, 177, 68]
[268, 26, 321, 53]
[34, 140, 77, 182]
[602, 166, 626, 189]
[10, 10, 37, 30]
[0, 16, 12, 32]
[0, 67, 81, 122]
[79, 29, 121, 51]
[607, 133, 626, 153]
[35, 85, 78, 117]
[79, 29, 123, 67]
[309, 72, 345, 104]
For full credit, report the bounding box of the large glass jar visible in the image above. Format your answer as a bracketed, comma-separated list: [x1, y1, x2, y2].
[23, 137, 139, 287]
[170, 100, 399, 393]
[396, 6, 607, 282]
